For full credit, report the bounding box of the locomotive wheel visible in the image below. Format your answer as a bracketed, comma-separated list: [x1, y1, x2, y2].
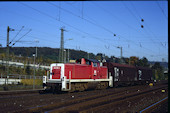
[101, 82, 105, 89]
[75, 83, 81, 91]
[79, 83, 85, 92]
[72, 83, 88, 92]
[101, 82, 109, 89]
[79, 84, 85, 92]
[83, 83, 88, 90]
[96, 82, 101, 89]
[105, 82, 109, 88]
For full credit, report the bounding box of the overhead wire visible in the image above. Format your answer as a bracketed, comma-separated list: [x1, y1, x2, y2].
[91, 2, 142, 34]
[155, 1, 168, 20]
[12, 29, 32, 47]
[123, 1, 166, 51]
[19, 2, 112, 43]
[9, 26, 24, 44]
[122, 2, 141, 26]
[65, 2, 99, 25]
[19, 2, 56, 20]
[58, 2, 61, 21]
[0, 7, 61, 34]
[47, 1, 161, 56]
[18, 2, 165, 60]
[0, 5, 85, 49]
[47, 2, 117, 36]
[82, 1, 84, 19]
[91, 2, 162, 56]
[0, 2, 111, 55]
[66, 1, 166, 57]
[130, 1, 167, 48]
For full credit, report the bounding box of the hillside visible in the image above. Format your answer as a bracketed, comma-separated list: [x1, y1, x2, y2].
[0, 47, 168, 69]
[0, 47, 96, 62]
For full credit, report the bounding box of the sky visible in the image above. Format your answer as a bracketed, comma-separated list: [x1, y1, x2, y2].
[0, 1, 168, 62]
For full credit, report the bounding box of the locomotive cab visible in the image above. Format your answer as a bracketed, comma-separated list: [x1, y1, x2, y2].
[76, 58, 101, 79]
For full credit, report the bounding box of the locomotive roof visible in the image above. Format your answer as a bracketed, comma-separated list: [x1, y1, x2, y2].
[136, 66, 152, 70]
[104, 62, 152, 70]
[87, 59, 99, 63]
[76, 58, 99, 63]
[104, 62, 136, 68]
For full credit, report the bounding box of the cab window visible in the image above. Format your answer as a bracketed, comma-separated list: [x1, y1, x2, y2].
[93, 62, 97, 67]
[86, 61, 91, 65]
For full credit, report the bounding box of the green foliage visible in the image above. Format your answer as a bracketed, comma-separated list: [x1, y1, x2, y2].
[95, 55, 102, 61]
[151, 62, 164, 80]
[152, 62, 163, 70]
[0, 65, 5, 75]
[88, 53, 95, 59]
[0, 64, 45, 76]
[137, 57, 149, 67]
[129, 56, 139, 66]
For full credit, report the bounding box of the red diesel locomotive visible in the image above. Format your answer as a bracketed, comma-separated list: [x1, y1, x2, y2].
[43, 58, 113, 92]
[43, 58, 153, 92]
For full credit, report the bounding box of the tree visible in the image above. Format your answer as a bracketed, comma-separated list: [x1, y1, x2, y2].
[10, 52, 15, 61]
[123, 57, 129, 64]
[137, 57, 149, 67]
[95, 53, 103, 61]
[115, 58, 121, 63]
[129, 56, 139, 66]
[0, 53, 5, 60]
[151, 62, 164, 80]
[89, 53, 95, 59]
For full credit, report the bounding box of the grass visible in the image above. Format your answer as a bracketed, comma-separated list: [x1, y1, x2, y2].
[21, 79, 43, 86]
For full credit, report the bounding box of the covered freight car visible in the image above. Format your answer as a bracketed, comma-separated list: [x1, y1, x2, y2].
[103, 62, 138, 87]
[103, 62, 153, 87]
[136, 66, 153, 84]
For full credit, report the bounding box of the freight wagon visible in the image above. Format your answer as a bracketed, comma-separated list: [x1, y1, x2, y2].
[103, 62, 153, 87]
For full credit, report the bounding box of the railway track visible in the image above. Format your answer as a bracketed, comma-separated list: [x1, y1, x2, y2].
[0, 89, 42, 96]
[80, 86, 168, 113]
[0, 84, 167, 113]
[16, 84, 167, 113]
[0, 85, 144, 112]
[139, 96, 168, 113]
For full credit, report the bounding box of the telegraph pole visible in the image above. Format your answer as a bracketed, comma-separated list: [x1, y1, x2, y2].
[120, 47, 122, 59]
[117, 46, 123, 64]
[120, 47, 123, 63]
[5, 26, 14, 90]
[5, 26, 10, 90]
[33, 54, 35, 89]
[64, 50, 66, 63]
[67, 49, 69, 63]
[59, 28, 65, 63]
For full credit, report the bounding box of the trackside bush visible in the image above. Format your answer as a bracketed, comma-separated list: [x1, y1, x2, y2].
[21, 79, 42, 86]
